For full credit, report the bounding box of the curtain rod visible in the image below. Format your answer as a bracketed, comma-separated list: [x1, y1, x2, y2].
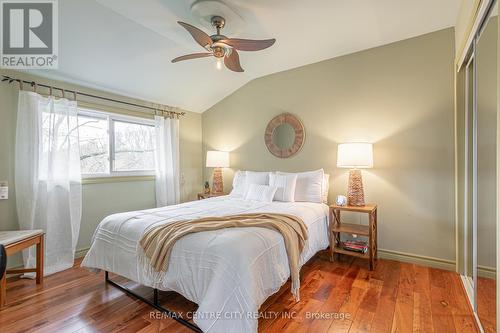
[1, 75, 186, 117]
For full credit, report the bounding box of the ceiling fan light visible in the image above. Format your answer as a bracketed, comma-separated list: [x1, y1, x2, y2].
[174, 18, 274, 73]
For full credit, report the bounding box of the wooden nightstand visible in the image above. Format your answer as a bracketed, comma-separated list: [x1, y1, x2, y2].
[329, 204, 378, 270]
[197, 193, 226, 200]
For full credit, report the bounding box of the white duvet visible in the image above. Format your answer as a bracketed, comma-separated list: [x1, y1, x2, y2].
[81, 196, 330, 333]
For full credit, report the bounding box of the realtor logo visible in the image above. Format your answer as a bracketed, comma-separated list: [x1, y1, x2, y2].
[1, 0, 58, 68]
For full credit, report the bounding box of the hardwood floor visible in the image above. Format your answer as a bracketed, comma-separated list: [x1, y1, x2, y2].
[0, 252, 479, 333]
[477, 276, 497, 333]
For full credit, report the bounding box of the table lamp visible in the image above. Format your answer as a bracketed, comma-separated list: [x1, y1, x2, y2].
[337, 143, 373, 206]
[206, 150, 230, 194]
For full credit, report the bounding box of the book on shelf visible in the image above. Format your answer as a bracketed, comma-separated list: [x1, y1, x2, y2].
[340, 240, 368, 253]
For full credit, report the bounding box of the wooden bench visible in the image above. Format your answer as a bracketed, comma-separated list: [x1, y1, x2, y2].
[0, 230, 45, 309]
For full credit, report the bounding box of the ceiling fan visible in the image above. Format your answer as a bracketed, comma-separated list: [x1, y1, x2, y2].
[172, 16, 276, 72]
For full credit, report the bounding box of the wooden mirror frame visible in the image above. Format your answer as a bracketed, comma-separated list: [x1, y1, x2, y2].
[265, 113, 305, 158]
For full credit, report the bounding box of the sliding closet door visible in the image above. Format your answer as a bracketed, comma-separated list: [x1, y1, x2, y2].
[476, 7, 498, 332]
[457, 1, 498, 331]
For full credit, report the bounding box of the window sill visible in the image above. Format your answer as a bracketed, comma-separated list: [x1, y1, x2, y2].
[82, 175, 155, 185]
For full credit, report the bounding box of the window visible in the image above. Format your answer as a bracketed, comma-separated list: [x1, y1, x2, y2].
[78, 112, 109, 175]
[77, 108, 156, 177]
[113, 120, 155, 172]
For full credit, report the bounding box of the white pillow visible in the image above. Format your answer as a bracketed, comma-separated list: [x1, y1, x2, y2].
[245, 171, 270, 186]
[278, 169, 324, 203]
[322, 174, 330, 203]
[269, 173, 297, 202]
[229, 170, 247, 198]
[244, 184, 278, 202]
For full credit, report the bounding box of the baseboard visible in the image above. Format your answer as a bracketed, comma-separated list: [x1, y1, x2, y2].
[378, 248, 456, 271]
[75, 247, 90, 259]
[477, 265, 496, 279]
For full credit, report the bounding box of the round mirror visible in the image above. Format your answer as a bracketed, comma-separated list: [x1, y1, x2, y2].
[265, 113, 305, 158]
[272, 123, 295, 150]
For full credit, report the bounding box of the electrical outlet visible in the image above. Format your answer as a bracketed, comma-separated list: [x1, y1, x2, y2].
[0, 181, 8, 200]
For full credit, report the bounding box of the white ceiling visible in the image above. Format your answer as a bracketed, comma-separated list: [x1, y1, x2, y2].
[32, 0, 461, 113]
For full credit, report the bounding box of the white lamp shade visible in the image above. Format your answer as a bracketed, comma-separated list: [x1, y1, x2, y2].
[206, 150, 230, 168]
[337, 143, 373, 168]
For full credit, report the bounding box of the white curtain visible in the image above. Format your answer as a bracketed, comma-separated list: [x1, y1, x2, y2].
[154, 115, 180, 207]
[15, 91, 82, 276]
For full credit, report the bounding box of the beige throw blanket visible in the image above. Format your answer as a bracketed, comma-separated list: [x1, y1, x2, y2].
[139, 213, 308, 301]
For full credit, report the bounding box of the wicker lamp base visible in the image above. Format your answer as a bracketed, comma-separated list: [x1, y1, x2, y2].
[212, 167, 224, 194]
[347, 169, 365, 206]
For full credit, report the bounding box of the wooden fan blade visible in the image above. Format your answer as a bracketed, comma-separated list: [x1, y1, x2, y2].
[178, 21, 213, 48]
[171, 53, 212, 63]
[221, 38, 276, 51]
[224, 50, 244, 72]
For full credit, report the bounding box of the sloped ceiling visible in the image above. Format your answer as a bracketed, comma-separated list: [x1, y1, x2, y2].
[31, 0, 461, 112]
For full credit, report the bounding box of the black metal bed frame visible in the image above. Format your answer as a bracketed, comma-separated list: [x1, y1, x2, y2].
[104, 271, 202, 333]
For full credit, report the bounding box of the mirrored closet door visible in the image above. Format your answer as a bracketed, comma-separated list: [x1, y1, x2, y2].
[460, 2, 498, 332]
[476, 4, 497, 332]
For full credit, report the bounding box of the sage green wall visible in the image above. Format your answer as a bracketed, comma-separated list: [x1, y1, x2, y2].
[0, 69, 203, 266]
[202, 28, 456, 263]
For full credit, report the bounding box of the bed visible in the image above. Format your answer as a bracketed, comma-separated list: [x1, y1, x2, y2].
[82, 195, 330, 333]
